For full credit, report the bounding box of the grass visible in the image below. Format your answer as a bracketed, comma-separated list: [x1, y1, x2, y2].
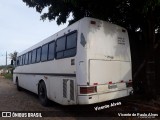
[3, 73, 13, 80]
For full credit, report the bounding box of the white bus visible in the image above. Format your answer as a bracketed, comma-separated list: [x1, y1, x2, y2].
[13, 17, 133, 106]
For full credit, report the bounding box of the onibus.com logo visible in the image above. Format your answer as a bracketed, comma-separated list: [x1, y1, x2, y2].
[2, 112, 11, 117]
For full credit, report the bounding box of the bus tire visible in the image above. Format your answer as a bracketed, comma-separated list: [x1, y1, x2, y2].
[38, 81, 49, 106]
[16, 79, 22, 91]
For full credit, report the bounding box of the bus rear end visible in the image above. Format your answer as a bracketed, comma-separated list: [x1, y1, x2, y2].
[77, 18, 133, 104]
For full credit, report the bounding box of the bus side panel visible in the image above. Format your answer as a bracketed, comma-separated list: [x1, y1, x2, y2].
[15, 74, 40, 94]
[14, 74, 77, 105]
[13, 74, 16, 84]
[48, 76, 77, 105]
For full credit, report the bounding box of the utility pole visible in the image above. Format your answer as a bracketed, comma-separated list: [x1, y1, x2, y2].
[6, 51, 7, 67]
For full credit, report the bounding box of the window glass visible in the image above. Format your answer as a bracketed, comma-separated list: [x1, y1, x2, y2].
[22, 54, 26, 65]
[20, 56, 23, 65]
[28, 51, 32, 64]
[25, 53, 28, 65]
[36, 47, 41, 62]
[55, 31, 77, 59]
[56, 36, 66, 52]
[41, 44, 48, 62]
[66, 32, 77, 49]
[18, 57, 20, 66]
[32, 49, 36, 63]
[64, 48, 76, 57]
[48, 41, 55, 60]
[56, 51, 63, 59]
[16, 57, 20, 66]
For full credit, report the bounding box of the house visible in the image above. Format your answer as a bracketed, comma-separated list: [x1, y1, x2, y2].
[0, 68, 10, 74]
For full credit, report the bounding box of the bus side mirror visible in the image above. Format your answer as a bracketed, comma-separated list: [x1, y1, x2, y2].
[11, 60, 13, 65]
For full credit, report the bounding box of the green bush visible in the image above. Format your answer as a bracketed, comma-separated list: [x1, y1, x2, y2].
[3, 73, 13, 80]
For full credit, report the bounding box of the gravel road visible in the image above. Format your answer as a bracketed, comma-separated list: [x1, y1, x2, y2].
[0, 77, 114, 120]
[0, 76, 159, 120]
[0, 77, 78, 120]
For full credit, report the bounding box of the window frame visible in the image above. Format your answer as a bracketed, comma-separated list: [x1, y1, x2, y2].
[66, 32, 77, 49]
[55, 30, 77, 59]
[28, 51, 32, 65]
[56, 36, 66, 53]
[16, 31, 77, 65]
[55, 35, 66, 59]
[20, 56, 23, 66]
[48, 40, 55, 61]
[31, 49, 37, 64]
[24, 52, 29, 65]
[36, 47, 42, 63]
[16, 56, 20, 66]
[41, 43, 49, 62]
[22, 54, 26, 65]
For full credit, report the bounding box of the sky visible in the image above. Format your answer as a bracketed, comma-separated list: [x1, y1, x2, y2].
[0, 0, 69, 65]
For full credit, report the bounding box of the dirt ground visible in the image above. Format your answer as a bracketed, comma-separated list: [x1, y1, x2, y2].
[0, 76, 77, 120]
[0, 76, 159, 120]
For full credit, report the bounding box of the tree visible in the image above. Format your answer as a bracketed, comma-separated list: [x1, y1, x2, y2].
[9, 51, 18, 61]
[22, 0, 130, 25]
[22, 0, 160, 97]
[21, 0, 160, 27]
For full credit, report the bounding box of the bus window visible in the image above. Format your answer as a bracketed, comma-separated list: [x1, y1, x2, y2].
[22, 54, 26, 65]
[28, 51, 32, 64]
[64, 32, 77, 57]
[32, 49, 36, 63]
[16, 57, 20, 66]
[56, 36, 66, 59]
[20, 56, 23, 65]
[41, 44, 48, 62]
[64, 48, 76, 57]
[66, 32, 77, 49]
[25, 53, 29, 65]
[56, 51, 63, 59]
[36, 47, 41, 63]
[56, 36, 66, 52]
[48, 41, 55, 60]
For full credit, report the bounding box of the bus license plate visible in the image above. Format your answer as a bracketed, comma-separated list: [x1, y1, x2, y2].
[108, 84, 117, 89]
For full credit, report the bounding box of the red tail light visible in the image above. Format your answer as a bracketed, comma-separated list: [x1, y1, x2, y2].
[80, 86, 97, 94]
[108, 81, 112, 84]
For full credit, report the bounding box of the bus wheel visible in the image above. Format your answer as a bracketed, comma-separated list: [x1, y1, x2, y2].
[16, 79, 22, 91]
[38, 81, 49, 106]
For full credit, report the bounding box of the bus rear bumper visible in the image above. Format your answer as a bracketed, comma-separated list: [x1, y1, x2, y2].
[78, 88, 133, 104]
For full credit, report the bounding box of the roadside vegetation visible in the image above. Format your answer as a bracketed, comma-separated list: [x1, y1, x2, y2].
[4, 73, 13, 80]
[0, 65, 14, 80]
[1, 73, 13, 80]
